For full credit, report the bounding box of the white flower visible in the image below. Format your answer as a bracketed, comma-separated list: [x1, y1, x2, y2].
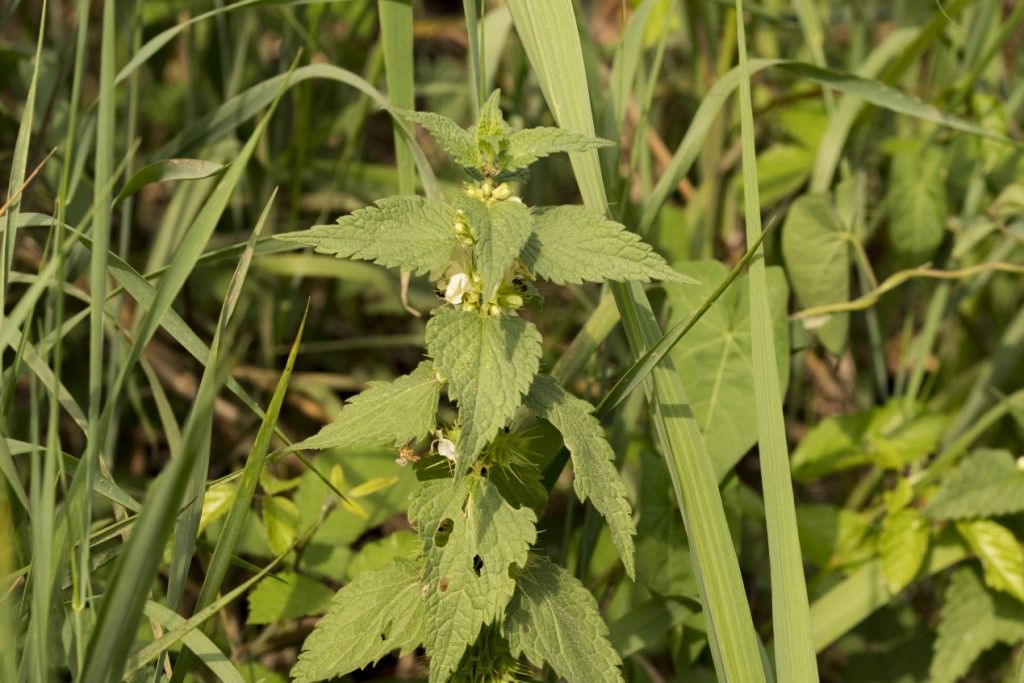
[434, 429, 458, 461]
[444, 272, 472, 305]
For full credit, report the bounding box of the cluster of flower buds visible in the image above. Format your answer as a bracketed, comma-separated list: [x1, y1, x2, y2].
[453, 210, 474, 246]
[464, 177, 515, 203]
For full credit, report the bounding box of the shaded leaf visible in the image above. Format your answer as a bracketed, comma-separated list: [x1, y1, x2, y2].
[247, 572, 333, 625]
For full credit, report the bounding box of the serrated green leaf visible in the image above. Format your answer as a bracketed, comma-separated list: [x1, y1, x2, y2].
[262, 496, 300, 556]
[522, 206, 688, 285]
[926, 449, 1024, 520]
[473, 90, 512, 167]
[957, 519, 1024, 603]
[279, 196, 456, 275]
[663, 260, 790, 477]
[401, 109, 480, 168]
[247, 571, 333, 625]
[291, 361, 441, 452]
[412, 476, 536, 682]
[504, 555, 624, 683]
[454, 194, 534, 301]
[524, 374, 636, 577]
[291, 559, 425, 682]
[878, 508, 930, 594]
[346, 531, 419, 581]
[503, 127, 613, 171]
[930, 568, 1024, 683]
[887, 142, 948, 261]
[426, 308, 542, 469]
[781, 192, 853, 355]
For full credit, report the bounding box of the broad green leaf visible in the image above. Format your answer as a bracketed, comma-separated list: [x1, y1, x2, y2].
[411, 476, 536, 682]
[930, 569, 1024, 683]
[426, 308, 542, 468]
[635, 449, 695, 597]
[878, 508, 930, 594]
[796, 503, 871, 570]
[753, 143, 814, 207]
[663, 260, 790, 477]
[291, 559, 424, 682]
[345, 531, 419, 581]
[402, 109, 480, 168]
[792, 401, 944, 480]
[504, 127, 613, 171]
[247, 572, 333, 625]
[263, 496, 300, 556]
[926, 449, 1024, 520]
[278, 196, 456, 275]
[781, 192, 853, 355]
[957, 519, 1024, 603]
[504, 555, 624, 683]
[198, 481, 237, 535]
[607, 597, 694, 658]
[886, 142, 948, 261]
[291, 361, 441, 452]
[524, 374, 636, 577]
[522, 205, 688, 285]
[454, 194, 533, 301]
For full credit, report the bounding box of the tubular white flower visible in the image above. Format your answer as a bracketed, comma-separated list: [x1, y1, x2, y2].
[434, 429, 458, 461]
[444, 272, 472, 305]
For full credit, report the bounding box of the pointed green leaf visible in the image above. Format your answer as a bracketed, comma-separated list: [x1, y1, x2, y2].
[291, 361, 442, 452]
[930, 569, 1024, 683]
[402, 109, 480, 168]
[291, 559, 425, 682]
[781, 192, 852, 355]
[878, 508, 930, 594]
[411, 476, 536, 682]
[473, 90, 512, 167]
[455, 194, 534, 301]
[279, 196, 456, 275]
[663, 260, 790, 477]
[522, 206, 689, 285]
[504, 555, 624, 683]
[503, 127, 613, 171]
[426, 308, 542, 468]
[957, 519, 1024, 603]
[926, 450, 1024, 520]
[524, 374, 636, 577]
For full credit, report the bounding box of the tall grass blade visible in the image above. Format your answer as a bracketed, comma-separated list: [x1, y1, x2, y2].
[504, 1, 767, 678]
[733, 2, 817, 679]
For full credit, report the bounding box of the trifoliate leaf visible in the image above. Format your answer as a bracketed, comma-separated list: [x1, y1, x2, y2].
[878, 508, 930, 594]
[247, 571, 333, 625]
[504, 555, 624, 683]
[401, 109, 480, 168]
[930, 568, 1024, 683]
[278, 196, 456, 275]
[291, 361, 442, 451]
[663, 260, 790, 477]
[263, 496, 300, 556]
[524, 374, 636, 578]
[521, 205, 690, 285]
[926, 449, 1024, 520]
[291, 559, 425, 682]
[503, 127, 613, 171]
[454, 194, 533, 301]
[426, 308, 542, 471]
[957, 519, 1024, 602]
[411, 476, 536, 683]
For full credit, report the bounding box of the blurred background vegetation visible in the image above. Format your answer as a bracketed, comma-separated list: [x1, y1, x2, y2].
[2, 0, 1024, 680]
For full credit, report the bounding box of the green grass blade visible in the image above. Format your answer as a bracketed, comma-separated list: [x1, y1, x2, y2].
[733, 3, 817, 679]
[166, 191, 276, 619]
[378, 0, 416, 196]
[143, 603, 244, 683]
[113, 159, 225, 206]
[504, 1, 767, 678]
